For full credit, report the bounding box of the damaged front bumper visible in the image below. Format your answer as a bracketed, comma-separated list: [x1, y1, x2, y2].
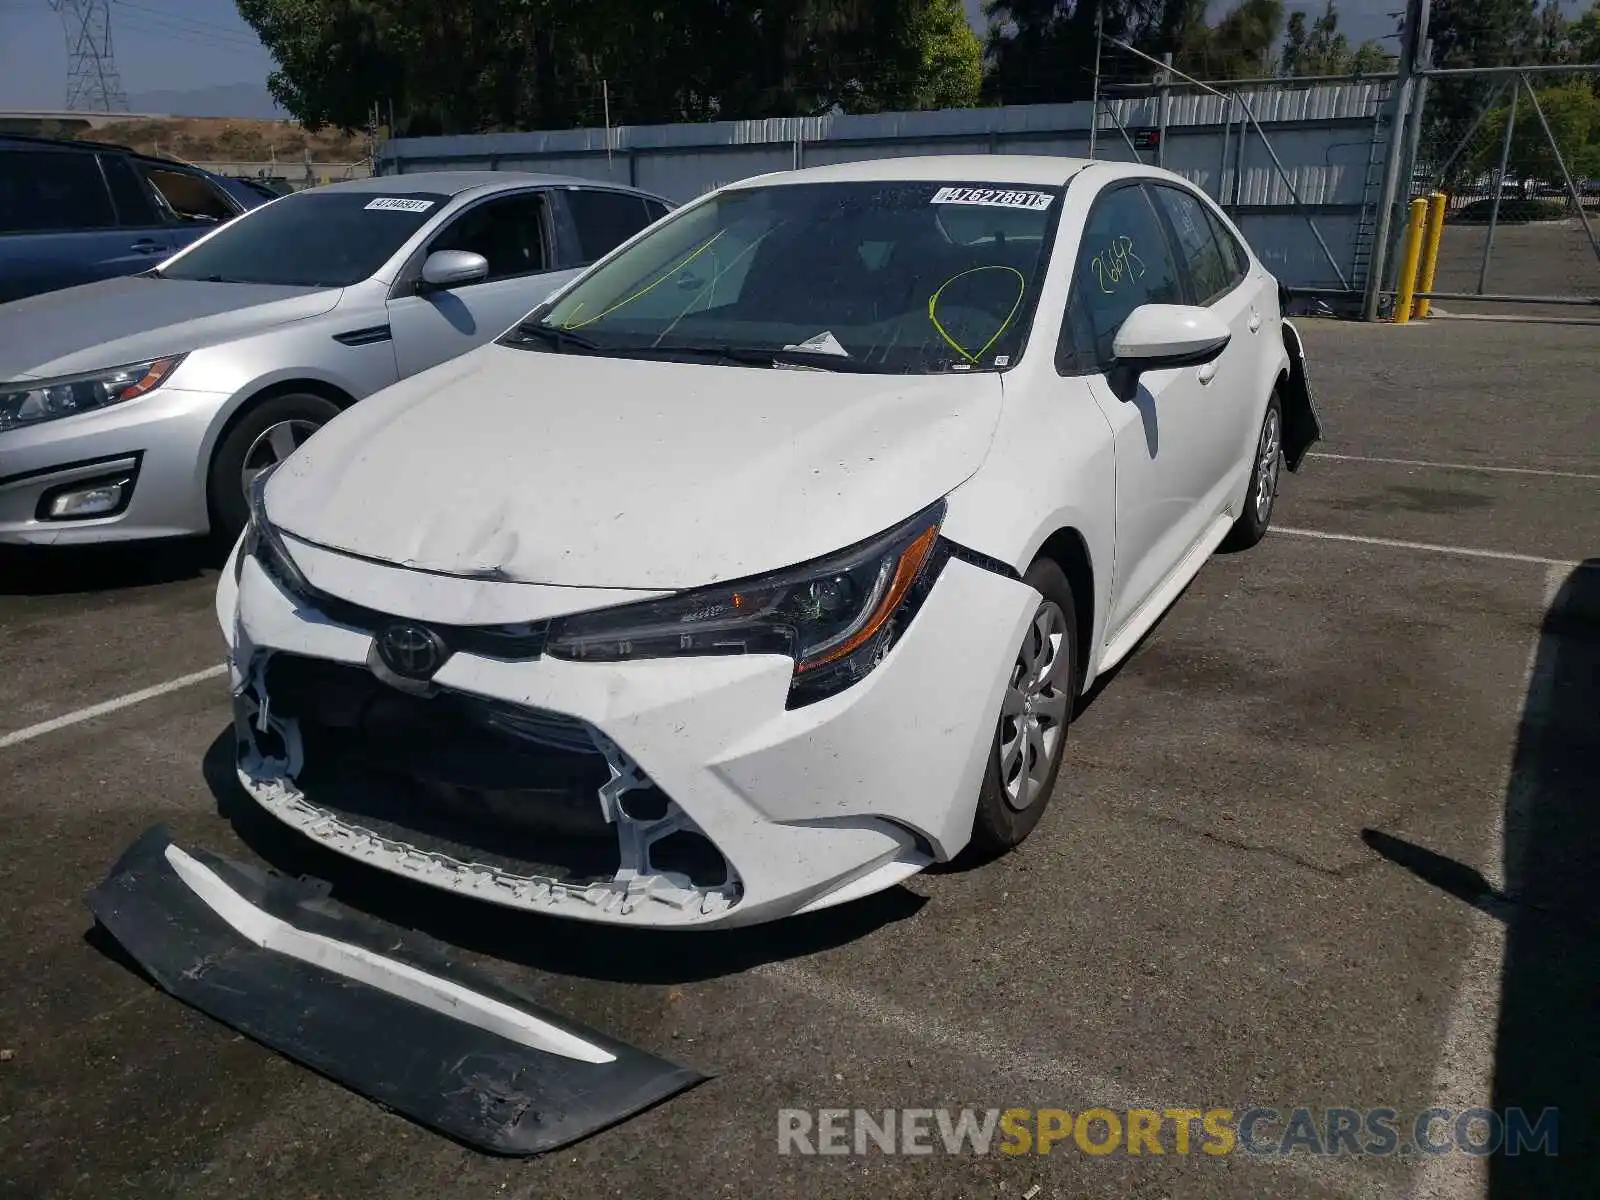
[219, 539, 1039, 929]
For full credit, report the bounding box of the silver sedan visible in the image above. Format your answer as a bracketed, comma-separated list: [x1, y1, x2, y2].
[0, 171, 672, 546]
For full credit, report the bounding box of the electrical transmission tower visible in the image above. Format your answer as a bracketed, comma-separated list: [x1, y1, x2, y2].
[48, 0, 130, 112]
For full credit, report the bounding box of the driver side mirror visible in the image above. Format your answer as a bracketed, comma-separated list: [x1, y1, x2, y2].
[417, 249, 489, 293]
[1108, 303, 1231, 399]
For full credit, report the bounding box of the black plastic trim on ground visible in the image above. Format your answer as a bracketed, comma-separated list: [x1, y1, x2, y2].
[87, 825, 708, 1155]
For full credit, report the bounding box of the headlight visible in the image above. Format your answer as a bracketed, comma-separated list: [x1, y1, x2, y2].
[237, 463, 316, 601]
[0, 356, 185, 433]
[546, 502, 948, 707]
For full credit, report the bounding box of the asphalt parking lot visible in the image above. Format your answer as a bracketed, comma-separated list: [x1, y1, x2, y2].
[1, 317, 1597, 1200]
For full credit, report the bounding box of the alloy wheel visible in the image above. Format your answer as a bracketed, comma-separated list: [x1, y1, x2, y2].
[998, 600, 1071, 812]
[241, 418, 320, 497]
[1254, 406, 1282, 524]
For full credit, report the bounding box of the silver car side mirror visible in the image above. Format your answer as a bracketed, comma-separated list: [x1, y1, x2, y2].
[418, 250, 489, 292]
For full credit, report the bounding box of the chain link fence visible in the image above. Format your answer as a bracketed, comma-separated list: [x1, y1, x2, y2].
[1405, 64, 1600, 314]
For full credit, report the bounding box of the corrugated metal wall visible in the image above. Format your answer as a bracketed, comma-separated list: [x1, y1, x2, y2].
[376, 81, 1392, 291]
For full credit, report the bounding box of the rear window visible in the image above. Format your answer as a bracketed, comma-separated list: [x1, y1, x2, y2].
[160, 190, 450, 287]
[566, 189, 653, 263]
[0, 149, 116, 234]
[142, 166, 238, 224]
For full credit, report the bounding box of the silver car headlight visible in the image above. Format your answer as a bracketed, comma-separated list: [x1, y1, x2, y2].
[0, 356, 185, 432]
[546, 501, 949, 707]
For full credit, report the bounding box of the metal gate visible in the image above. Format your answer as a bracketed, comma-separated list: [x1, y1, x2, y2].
[1399, 64, 1600, 317]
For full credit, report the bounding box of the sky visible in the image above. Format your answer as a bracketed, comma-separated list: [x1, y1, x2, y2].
[0, 0, 1471, 115]
[0, 0, 279, 111]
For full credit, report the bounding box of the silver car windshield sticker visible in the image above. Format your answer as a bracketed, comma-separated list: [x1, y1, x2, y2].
[364, 197, 436, 212]
[931, 187, 1053, 211]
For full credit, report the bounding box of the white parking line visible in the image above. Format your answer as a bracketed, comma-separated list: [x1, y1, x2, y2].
[1274, 527, 1595, 569]
[1306, 452, 1600, 482]
[0, 664, 227, 752]
[1404, 562, 1569, 1200]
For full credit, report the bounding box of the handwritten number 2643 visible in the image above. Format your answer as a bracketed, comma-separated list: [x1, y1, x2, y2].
[1092, 236, 1147, 293]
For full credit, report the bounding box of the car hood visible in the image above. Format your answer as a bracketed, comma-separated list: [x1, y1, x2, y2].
[266, 345, 1005, 590]
[0, 275, 340, 380]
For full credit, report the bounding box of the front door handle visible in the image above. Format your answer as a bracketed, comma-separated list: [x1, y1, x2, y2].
[130, 239, 165, 254]
[1198, 360, 1219, 385]
[1248, 311, 1262, 333]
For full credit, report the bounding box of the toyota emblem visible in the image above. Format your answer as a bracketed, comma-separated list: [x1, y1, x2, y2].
[376, 621, 447, 680]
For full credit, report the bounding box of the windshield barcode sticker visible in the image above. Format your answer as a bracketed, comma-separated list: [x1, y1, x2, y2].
[364, 197, 435, 212]
[931, 187, 1053, 211]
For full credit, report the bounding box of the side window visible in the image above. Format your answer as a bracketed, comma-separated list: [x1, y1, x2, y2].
[100, 155, 160, 227]
[141, 166, 238, 224]
[1058, 184, 1184, 373]
[566, 190, 651, 264]
[428, 192, 549, 282]
[643, 198, 671, 224]
[0, 149, 116, 234]
[1205, 207, 1250, 289]
[1148, 184, 1232, 305]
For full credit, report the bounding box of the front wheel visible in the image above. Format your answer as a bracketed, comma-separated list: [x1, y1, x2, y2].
[970, 557, 1078, 854]
[207, 393, 341, 547]
[1221, 391, 1283, 552]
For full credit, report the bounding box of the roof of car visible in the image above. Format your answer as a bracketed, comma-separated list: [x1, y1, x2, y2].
[0, 132, 232, 177]
[318, 170, 662, 198]
[736, 154, 1102, 190]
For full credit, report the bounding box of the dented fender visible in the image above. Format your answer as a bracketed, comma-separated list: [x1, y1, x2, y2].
[1279, 319, 1324, 472]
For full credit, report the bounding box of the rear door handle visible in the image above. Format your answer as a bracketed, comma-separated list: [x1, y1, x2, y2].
[1198, 360, 1219, 384]
[130, 239, 165, 254]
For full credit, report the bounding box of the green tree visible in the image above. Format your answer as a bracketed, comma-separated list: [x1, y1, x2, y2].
[1571, 1, 1600, 61]
[235, 0, 986, 133]
[1278, 2, 1392, 76]
[1175, 0, 1284, 79]
[1429, 0, 1543, 70]
[981, 0, 1227, 104]
[1470, 79, 1600, 194]
[903, 0, 985, 110]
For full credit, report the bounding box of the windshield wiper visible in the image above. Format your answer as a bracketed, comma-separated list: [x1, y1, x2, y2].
[508, 321, 603, 353]
[642, 343, 882, 372]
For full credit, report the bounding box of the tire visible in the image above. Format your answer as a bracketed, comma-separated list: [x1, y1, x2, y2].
[971, 557, 1078, 854]
[1220, 390, 1284, 553]
[207, 392, 341, 547]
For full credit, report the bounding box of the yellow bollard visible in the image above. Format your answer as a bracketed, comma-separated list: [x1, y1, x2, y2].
[1393, 197, 1428, 325]
[1413, 192, 1447, 319]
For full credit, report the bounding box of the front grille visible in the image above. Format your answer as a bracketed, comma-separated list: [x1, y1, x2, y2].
[265, 551, 550, 660]
[260, 654, 620, 883]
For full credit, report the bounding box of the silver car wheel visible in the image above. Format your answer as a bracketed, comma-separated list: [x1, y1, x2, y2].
[1254, 406, 1282, 524]
[998, 600, 1071, 812]
[241, 418, 320, 495]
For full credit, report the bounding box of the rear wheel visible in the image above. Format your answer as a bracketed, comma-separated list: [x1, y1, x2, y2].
[207, 392, 340, 547]
[1221, 390, 1283, 552]
[971, 558, 1078, 854]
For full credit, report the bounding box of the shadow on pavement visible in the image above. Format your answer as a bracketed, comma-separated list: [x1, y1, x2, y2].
[0, 537, 222, 595]
[1363, 558, 1600, 1192]
[201, 730, 926, 986]
[1489, 558, 1600, 1196]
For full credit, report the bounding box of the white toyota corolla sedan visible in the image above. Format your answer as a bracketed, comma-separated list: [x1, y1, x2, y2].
[215, 155, 1320, 929]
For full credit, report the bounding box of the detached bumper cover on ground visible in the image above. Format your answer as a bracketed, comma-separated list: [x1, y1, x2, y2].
[87, 826, 706, 1155]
